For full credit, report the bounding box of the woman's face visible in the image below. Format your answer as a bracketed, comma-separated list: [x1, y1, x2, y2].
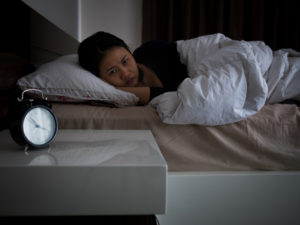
[98, 47, 139, 87]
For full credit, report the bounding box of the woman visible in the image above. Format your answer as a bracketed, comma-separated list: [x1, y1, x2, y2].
[78, 32, 300, 125]
[78, 31, 188, 105]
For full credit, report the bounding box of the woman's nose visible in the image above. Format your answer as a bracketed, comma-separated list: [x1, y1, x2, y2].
[120, 67, 130, 79]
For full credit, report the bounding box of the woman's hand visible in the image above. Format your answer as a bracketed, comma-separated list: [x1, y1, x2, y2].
[116, 86, 150, 105]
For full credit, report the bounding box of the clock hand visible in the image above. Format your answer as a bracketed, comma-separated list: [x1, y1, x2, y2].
[30, 117, 39, 126]
[39, 126, 49, 131]
[30, 117, 49, 131]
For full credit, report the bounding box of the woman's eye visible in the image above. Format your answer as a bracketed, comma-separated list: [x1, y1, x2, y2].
[122, 58, 128, 65]
[109, 68, 117, 75]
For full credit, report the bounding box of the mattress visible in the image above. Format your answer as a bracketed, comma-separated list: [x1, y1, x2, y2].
[53, 103, 300, 171]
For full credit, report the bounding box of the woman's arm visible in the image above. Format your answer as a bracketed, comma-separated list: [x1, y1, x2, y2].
[116, 86, 150, 105]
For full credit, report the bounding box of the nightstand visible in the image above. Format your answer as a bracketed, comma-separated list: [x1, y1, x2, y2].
[0, 129, 167, 216]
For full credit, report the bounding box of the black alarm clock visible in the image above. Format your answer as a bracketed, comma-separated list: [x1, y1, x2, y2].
[9, 89, 58, 149]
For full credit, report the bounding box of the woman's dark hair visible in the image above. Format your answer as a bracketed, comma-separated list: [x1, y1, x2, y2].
[78, 31, 130, 76]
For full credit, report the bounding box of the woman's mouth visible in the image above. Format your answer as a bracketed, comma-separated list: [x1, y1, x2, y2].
[126, 77, 137, 86]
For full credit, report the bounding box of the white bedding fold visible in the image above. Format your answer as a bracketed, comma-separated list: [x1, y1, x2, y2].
[150, 33, 300, 125]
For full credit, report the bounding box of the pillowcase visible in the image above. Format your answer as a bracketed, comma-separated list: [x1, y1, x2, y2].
[17, 54, 139, 107]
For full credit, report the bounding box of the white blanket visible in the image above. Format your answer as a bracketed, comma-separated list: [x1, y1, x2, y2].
[150, 33, 300, 125]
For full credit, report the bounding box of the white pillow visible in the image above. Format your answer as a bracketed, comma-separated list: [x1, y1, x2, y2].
[17, 54, 138, 107]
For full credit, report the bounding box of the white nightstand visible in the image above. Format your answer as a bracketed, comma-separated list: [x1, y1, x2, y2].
[0, 129, 167, 216]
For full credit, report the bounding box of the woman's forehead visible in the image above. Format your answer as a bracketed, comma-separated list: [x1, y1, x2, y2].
[103, 47, 129, 62]
[99, 47, 130, 71]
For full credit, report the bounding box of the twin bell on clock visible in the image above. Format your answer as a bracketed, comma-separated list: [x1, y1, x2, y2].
[9, 89, 58, 150]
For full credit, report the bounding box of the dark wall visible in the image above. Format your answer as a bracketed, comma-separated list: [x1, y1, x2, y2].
[0, 0, 31, 58]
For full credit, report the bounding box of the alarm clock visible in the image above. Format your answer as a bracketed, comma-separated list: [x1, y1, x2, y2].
[9, 89, 58, 149]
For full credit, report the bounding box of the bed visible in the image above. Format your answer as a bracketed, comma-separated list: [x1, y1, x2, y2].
[2, 46, 300, 225]
[51, 102, 300, 224]
[53, 103, 300, 172]
[1, 2, 300, 224]
[1, 51, 299, 225]
[52, 102, 300, 225]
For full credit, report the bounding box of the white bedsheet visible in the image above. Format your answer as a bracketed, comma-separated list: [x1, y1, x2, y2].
[150, 33, 300, 125]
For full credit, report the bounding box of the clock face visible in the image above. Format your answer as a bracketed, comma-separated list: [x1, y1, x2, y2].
[22, 106, 57, 147]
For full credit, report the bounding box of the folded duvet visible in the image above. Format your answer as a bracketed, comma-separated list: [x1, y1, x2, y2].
[150, 33, 300, 125]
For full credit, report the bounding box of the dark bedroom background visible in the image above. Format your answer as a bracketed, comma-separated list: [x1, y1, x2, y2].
[1, 0, 300, 59]
[1, 0, 300, 130]
[142, 0, 300, 51]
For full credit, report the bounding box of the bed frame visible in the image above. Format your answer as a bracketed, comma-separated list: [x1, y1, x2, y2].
[1, 2, 300, 225]
[158, 171, 300, 225]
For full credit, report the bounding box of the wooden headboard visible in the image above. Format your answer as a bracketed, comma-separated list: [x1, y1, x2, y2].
[0, 0, 79, 130]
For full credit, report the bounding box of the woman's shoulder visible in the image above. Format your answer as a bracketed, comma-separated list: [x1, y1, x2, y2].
[137, 40, 172, 47]
[134, 40, 175, 53]
[133, 40, 177, 61]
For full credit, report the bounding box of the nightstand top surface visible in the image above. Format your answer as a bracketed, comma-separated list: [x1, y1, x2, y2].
[0, 129, 166, 167]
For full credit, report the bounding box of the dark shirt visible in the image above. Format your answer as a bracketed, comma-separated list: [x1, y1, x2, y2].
[133, 40, 188, 100]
